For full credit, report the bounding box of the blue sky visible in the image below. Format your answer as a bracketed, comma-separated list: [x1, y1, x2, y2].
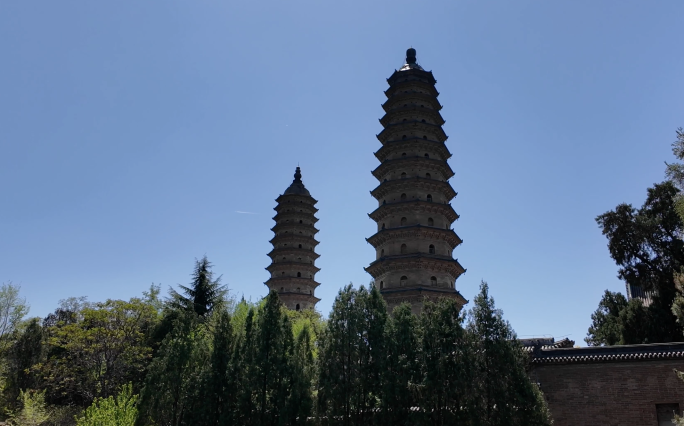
[1, 1, 683, 345]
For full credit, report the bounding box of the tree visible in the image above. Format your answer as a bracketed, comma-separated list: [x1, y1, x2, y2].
[665, 127, 684, 222]
[381, 303, 421, 426]
[317, 284, 387, 426]
[37, 298, 157, 406]
[252, 291, 295, 426]
[6, 389, 50, 426]
[587, 181, 684, 344]
[585, 290, 628, 346]
[0, 282, 29, 353]
[468, 281, 551, 426]
[76, 383, 138, 426]
[170, 256, 226, 317]
[419, 298, 473, 425]
[136, 311, 210, 426]
[3, 318, 44, 405]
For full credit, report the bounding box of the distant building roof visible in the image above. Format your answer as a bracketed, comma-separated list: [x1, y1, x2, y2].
[530, 342, 684, 365]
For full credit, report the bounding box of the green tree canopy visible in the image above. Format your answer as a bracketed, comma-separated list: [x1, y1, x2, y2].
[588, 181, 684, 345]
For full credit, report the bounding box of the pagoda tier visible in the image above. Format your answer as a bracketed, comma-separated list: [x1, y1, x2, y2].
[365, 48, 467, 313]
[265, 167, 321, 311]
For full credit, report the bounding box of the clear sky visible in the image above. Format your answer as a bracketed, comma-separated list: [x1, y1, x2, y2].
[1, 1, 683, 345]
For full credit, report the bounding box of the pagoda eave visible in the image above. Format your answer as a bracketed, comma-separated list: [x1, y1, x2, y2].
[365, 255, 466, 279]
[267, 248, 321, 261]
[368, 200, 460, 223]
[265, 262, 320, 274]
[382, 93, 442, 113]
[374, 138, 452, 160]
[275, 193, 318, 205]
[376, 122, 447, 144]
[277, 293, 321, 305]
[380, 287, 468, 308]
[265, 277, 321, 288]
[370, 177, 457, 200]
[366, 226, 463, 249]
[269, 235, 320, 247]
[371, 157, 455, 181]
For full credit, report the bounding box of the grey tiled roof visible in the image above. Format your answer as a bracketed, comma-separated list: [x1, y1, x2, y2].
[530, 342, 684, 365]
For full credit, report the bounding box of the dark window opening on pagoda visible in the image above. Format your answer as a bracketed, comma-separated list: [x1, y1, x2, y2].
[421, 119, 426, 123]
[382, 223, 386, 229]
[297, 272, 301, 277]
[401, 193, 407, 200]
[428, 218, 434, 226]
[424, 153, 429, 158]
[401, 172, 407, 179]
[297, 287, 300, 292]
[380, 281, 384, 289]
[402, 135, 407, 139]
[401, 217, 407, 226]
[383, 200, 386, 205]
[426, 173, 431, 179]
[298, 244, 302, 248]
[299, 220, 302, 223]
[427, 194, 433, 202]
[402, 152, 406, 156]
[400, 276, 407, 286]
[423, 135, 427, 139]
[402, 119, 406, 122]
[431, 276, 437, 285]
[401, 244, 407, 254]
[381, 249, 385, 256]
[296, 304, 300, 311]
[429, 245, 435, 254]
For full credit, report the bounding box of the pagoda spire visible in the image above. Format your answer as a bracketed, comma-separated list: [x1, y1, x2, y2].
[265, 166, 321, 311]
[365, 48, 467, 313]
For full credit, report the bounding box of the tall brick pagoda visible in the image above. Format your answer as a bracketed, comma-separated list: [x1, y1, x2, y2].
[265, 167, 320, 311]
[365, 48, 467, 313]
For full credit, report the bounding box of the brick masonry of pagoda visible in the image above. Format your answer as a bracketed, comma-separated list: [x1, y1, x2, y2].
[265, 167, 321, 311]
[365, 48, 467, 313]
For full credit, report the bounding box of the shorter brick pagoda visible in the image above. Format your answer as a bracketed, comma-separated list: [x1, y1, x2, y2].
[265, 167, 321, 311]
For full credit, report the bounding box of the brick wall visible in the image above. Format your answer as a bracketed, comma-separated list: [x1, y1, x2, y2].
[530, 360, 684, 425]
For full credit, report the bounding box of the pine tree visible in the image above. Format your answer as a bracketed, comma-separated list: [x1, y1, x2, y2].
[170, 256, 226, 317]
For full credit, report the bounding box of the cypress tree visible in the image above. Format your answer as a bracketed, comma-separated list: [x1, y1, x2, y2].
[381, 303, 421, 426]
[419, 298, 474, 426]
[468, 281, 551, 426]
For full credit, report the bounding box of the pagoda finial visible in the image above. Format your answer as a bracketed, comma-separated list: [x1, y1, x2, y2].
[294, 166, 302, 182]
[406, 47, 417, 64]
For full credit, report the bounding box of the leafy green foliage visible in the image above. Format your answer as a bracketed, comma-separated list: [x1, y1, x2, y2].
[588, 181, 684, 345]
[6, 389, 50, 426]
[0, 282, 29, 353]
[665, 127, 684, 223]
[36, 298, 157, 406]
[75, 383, 138, 426]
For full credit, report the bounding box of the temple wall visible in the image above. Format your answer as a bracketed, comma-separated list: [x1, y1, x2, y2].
[530, 360, 684, 425]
